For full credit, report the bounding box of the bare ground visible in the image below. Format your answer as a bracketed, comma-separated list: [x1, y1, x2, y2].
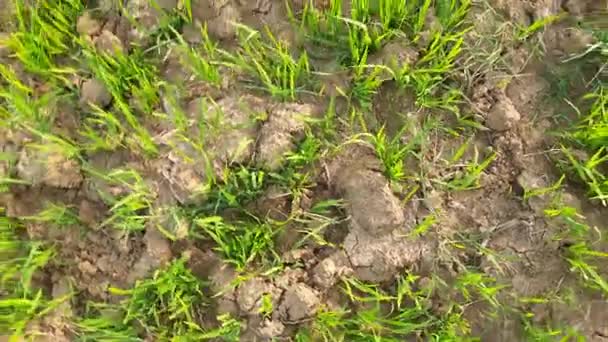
[1, 0, 608, 340]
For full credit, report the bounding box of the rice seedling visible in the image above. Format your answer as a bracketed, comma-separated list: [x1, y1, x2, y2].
[454, 271, 505, 308]
[523, 174, 565, 201]
[565, 242, 608, 296]
[0, 64, 57, 132]
[292, 199, 346, 248]
[76, 302, 140, 342]
[171, 25, 221, 86]
[220, 24, 313, 100]
[206, 166, 267, 213]
[356, 117, 436, 184]
[79, 105, 127, 153]
[523, 322, 584, 342]
[544, 199, 608, 297]
[409, 213, 438, 238]
[296, 275, 475, 341]
[350, 63, 385, 110]
[79, 41, 160, 156]
[269, 133, 323, 202]
[195, 314, 241, 341]
[365, 125, 412, 182]
[21, 202, 80, 227]
[0, 212, 57, 338]
[109, 258, 207, 340]
[7, 0, 83, 84]
[80, 41, 160, 114]
[193, 215, 278, 271]
[87, 168, 155, 233]
[405, 32, 466, 110]
[562, 87, 608, 204]
[441, 148, 497, 191]
[259, 293, 274, 318]
[558, 20, 607, 203]
[515, 13, 565, 41]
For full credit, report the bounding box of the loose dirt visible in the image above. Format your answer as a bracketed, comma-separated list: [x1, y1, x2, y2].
[1, 0, 608, 341]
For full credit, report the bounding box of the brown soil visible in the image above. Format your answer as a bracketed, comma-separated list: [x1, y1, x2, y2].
[1, 0, 608, 341]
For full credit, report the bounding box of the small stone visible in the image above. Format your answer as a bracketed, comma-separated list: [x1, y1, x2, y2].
[312, 251, 352, 289]
[486, 96, 521, 132]
[256, 103, 315, 171]
[560, 191, 583, 212]
[369, 40, 418, 71]
[516, 170, 547, 192]
[144, 227, 173, 265]
[209, 263, 237, 293]
[156, 0, 178, 10]
[51, 277, 73, 318]
[78, 200, 103, 227]
[182, 23, 202, 44]
[95, 30, 125, 54]
[237, 277, 281, 315]
[77, 12, 102, 36]
[17, 150, 83, 189]
[208, 5, 241, 40]
[278, 283, 320, 322]
[45, 153, 83, 188]
[257, 319, 285, 339]
[78, 260, 98, 275]
[80, 78, 112, 108]
[216, 297, 239, 316]
[423, 189, 443, 210]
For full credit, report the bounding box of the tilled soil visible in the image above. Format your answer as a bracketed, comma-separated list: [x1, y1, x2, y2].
[1, 0, 608, 341]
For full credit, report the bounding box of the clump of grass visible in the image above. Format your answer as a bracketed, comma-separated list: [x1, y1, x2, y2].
[21, 202, 80, 227]
[110, 258, 207, 340]
[194, 215, 278, 271]
[270, 132, 323, 201]
[76, 302, 140, 342]
[296, 275, 476, 341]
[0, 211, 58, 337]
[7, 0, 84, 83]
[209, 167, 266, 212]
[546, 198, 608, 296]
[172, 25, 221, 86]
[0, 64, 57, 132]
[80, 42, 160, 113]
[87, 168, 155, 232]
[292, 0, 471, 112]
[563, 87, 607, 204]
[79, 42, 159, 156]
[220, 24, 312, 100]
[559, 22, 607, 204]
[364, 125, 413, 182]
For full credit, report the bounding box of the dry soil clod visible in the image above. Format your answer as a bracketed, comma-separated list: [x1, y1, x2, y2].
[277, 283, 320, 322]
[336, 167, 406, 238]
[17, 150, 83, 189]
[485, 95, 521, 132]
[189, 94, 264, 165]
[94, 29, 125, 54]
[77, 12, 103, 37]
[80, 78, 112, 108]
[312, 250, 353, 289]
[237, 277, 282, 315]
[256, 102, 315, 171]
